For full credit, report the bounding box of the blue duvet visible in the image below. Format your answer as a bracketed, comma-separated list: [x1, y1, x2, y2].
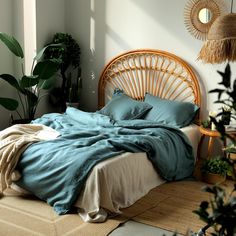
[16, 107, 194, 215]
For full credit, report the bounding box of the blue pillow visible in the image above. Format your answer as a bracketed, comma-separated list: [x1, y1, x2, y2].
[144, 93, 199, 128]
[98, 93, 152, 120]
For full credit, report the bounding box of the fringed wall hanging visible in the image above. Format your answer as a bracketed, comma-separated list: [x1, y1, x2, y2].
[198, 0, 236, 63]
[184, 0, 226, 41]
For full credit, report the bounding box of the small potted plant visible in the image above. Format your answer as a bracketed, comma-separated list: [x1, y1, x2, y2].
[201, 157, 233, 184]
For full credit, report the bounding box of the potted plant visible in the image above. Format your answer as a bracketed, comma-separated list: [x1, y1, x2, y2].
[201, 157, 233, 184]
[43, 33, 81, 111]
[193, 64, 236, 235]
[0, 32, 60, 123]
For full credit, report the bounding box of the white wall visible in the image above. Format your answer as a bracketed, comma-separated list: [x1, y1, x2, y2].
[0, 0, 236, 130]
[65, 0, 236, 119]
[36, 0, 65, 50]
[0, 0, 65, 129]
[35, 0, 65, 116]
[0, 0, 15, 130]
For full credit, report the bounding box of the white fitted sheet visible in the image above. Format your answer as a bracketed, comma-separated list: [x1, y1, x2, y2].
[74, 124, 200, 222]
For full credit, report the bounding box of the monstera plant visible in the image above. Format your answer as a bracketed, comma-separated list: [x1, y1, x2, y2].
[0, 32, 60, 122]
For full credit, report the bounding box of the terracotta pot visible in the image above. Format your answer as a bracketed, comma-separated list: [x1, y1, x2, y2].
[202, 173, 226, 184]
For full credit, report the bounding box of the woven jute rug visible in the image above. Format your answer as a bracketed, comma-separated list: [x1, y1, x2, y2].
[0, 180, 232, 236]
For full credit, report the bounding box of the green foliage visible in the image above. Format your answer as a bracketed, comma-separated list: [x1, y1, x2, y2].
[201, 157, 233, 176]
[0, 32, 61, 120]
[209, 64, 236, 142]
[0, 32, 24, 58]
[194, 64, 236, 236]
[44, 33, 81, 110]
[201, 119, 211, 128]
[44, 33, 80, 71]
[193, 185, 236, 236]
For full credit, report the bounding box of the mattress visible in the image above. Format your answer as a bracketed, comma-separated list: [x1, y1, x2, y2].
[74, 124, 200, 222]
[11, 124, 200, 222]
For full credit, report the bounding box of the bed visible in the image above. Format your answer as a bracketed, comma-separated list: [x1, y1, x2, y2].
[2, 49, 201, 223]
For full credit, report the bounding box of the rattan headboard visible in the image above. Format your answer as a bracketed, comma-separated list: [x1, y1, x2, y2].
[98, 49, 201, 110]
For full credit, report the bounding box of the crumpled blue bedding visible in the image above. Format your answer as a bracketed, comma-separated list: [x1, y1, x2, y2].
[16, 107, 194, 215]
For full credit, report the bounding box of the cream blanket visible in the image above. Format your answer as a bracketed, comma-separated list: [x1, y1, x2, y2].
[0, 124, 60, 193]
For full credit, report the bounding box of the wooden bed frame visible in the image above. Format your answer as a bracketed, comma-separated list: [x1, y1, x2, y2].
[98, 49, 201, 110]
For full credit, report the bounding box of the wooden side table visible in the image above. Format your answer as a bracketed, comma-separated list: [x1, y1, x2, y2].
[197, 126, 221, 160]
[197, 126, 236, 160]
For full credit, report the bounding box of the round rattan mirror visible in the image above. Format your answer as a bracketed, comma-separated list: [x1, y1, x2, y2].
[184, 0, 226, 40]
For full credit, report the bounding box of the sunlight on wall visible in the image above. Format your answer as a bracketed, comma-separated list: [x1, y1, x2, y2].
[90, 0, 95, 54]
[23, 0, 36, 75]
[90, 18, 95, 53]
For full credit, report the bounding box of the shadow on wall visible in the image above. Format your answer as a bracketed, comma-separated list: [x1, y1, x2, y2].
[129, 0, 207, 117]
[67, 0, 134, 112]
[67, 0, 207, 114]
[68, 0, 107, 112]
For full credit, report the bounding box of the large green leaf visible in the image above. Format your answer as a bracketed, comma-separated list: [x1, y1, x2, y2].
[33, 60, 59, 81]
[20, 75, 39, 88]
[0, 32, 24, 58]
[0, 97, 18, 110]
[217, 63, 231, 88]
[34, 43, 63, 61]
[24, 89, 38, 107]
[38, 75, 57, 90]
[0, 74, 21, 91]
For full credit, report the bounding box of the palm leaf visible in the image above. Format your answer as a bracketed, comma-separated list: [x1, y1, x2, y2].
[0, 32, 24, 58]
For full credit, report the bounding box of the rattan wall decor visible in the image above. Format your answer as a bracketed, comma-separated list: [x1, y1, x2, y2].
[184, 0, 226, 41]
[198, 0, 236, 63]
[98, 49, 201, 110]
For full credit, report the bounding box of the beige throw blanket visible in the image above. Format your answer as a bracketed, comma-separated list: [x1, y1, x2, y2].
[0, 124, 60, 193]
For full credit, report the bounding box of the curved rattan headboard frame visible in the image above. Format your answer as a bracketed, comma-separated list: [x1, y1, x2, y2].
[98, 49, 201, 111]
